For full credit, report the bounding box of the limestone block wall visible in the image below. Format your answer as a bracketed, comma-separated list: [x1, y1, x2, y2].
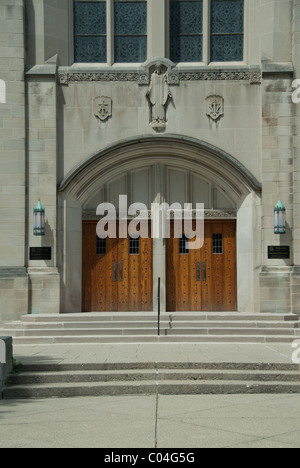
[59, 79, 262, 186]
[0, 0, 28, 322]
[0, 269, 28, 323]
[292, 0, 300, 315]
[0, 337, 13, 399]
[0, 0, 26, 267]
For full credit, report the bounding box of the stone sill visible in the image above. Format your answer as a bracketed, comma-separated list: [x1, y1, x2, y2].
[260, 266, 300, 275]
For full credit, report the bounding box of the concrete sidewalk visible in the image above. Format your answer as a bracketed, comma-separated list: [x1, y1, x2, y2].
[1, 393, 300, 448]
[0, 342, 299, 448]
[12, 342, 297, 367]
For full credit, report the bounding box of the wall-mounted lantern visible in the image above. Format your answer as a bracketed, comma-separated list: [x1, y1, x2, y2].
[274, 200, 286, 235]
[33, 200, 45, 236]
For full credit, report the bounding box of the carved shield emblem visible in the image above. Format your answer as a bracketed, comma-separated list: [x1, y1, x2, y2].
[94, 96, 112, 122]
[206, 95, 224, 121]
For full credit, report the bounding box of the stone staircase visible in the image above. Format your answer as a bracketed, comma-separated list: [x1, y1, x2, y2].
[3, 362, 300, 399]
[0, 312, 299, 345]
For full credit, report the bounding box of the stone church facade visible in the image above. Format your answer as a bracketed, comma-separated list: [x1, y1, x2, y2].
[0, 0, 300, 321]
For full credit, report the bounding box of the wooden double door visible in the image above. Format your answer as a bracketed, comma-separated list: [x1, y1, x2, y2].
[83, 221, 153, 312]
[166, 220, 237, 312]
[83, 220, 237, 313]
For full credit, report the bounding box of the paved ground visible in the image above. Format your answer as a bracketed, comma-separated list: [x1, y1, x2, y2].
[1, 394, 300, 448]
[1, 342, 300, 448]
[11, 342, 297, 366]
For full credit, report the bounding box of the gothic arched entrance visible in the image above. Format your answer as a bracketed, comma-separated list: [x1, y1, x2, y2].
[58, 135, 261, 313]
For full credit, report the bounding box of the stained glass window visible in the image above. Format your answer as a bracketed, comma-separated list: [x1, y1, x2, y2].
[114, 1, 147, 63]
[170, 1, 203, 63]
[74, 1, 107, 63]
[210, 0, 244, 62]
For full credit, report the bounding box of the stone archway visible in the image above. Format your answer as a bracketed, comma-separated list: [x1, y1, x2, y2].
[58, 135, 261, 313]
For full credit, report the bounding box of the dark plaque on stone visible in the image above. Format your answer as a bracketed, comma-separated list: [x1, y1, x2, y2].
[30, 247, 52, 261]
[268, 246, 290, 260]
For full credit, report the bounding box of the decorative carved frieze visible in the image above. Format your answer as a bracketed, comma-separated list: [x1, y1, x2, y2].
[179, 70, 262, 84]
[58, 68, 261, 85]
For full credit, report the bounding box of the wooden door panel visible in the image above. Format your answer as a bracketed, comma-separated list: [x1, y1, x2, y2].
[105, 236, 118, 312]
[82, 221, 153, 312]
[166, 222, 202, 312]
[166, 232, 176, 312]
[140, 236, 153, 311]
[82, 222, 92, 312]
[118, 237, 129, 312]
[166, 220, 237, 312]
[201, 222, 213, 312]
[223, 221, 237, 311]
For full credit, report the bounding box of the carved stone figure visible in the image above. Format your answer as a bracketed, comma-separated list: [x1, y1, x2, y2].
[146, 63, 172, 131]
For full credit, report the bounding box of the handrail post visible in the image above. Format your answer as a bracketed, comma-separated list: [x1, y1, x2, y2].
[158, 277, 161, 337]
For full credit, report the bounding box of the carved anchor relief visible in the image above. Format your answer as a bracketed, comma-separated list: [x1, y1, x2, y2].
[206, 95, 224, 124]
[94, 96, 112, 124]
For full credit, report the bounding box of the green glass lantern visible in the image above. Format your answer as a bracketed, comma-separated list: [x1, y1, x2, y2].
[33, 200, 45, 236]
[274, 200, 286, 235]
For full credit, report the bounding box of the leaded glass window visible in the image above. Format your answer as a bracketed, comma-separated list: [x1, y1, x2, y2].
[170, 0, 203, 63]
[213, 233, 223, 254]
[179, 235, 190, 255]
[74, 1, 107, 63]
[97, 236, 106, 255]
[130, 236, 140, 255]
[114, 0, 147, 63]
[210, 0, 244, 62]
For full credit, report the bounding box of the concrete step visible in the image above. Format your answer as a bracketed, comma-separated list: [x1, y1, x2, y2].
[5, 334, 300, 345]
[4, 361, 300, 399]
[17, 362, 299, 372]
[2, 320, 299, 330]
[4, 379, 300, 399]
[8, 369, 300, 385]
[3, 327, 300, 338]
[17, 312, 300, 323]
[1, 312, 298, 345]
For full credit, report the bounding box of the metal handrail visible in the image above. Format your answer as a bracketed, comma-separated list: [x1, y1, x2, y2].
[158, 277, 161, 336]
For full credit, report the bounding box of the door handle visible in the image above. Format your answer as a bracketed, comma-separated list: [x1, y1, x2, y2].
[113, 262, 117, 282]
[196, 262, 201, 282]
[119, 262, 123, 282]
[202, 262, 207, 282]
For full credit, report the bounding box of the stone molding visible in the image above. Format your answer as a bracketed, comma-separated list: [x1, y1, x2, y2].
[0, 267, 28, 278]
[58, 135, 262, 199]
[82, 210, 237, 220]
[58, 66, 262, 85]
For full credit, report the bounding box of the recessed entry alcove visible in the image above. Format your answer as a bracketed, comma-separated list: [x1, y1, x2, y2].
[58, 135, 261, 314]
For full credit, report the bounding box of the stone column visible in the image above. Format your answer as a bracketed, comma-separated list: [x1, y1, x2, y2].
[26, 56, 60, 315]
[148, 0, 167, 58]
[152, 163, 166, 313]
[260, 63, 294, 314]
